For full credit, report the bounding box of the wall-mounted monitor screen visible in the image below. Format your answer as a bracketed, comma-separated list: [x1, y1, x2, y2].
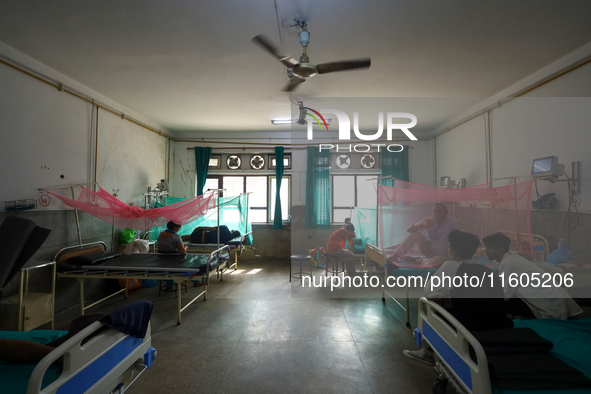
[531, 156, 564, 178]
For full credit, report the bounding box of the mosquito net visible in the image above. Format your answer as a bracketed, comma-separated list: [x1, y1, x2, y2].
[49, 187, 216, 230]
[148, 194, 253, 244]
[378, 180, 534, 260]
[350, 207, 377, 253]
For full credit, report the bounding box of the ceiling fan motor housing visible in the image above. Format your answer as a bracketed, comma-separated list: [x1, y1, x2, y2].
[292, 63, 317, 78]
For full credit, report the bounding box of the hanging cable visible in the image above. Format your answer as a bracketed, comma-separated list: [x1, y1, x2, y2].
[562, 173, 580, 249]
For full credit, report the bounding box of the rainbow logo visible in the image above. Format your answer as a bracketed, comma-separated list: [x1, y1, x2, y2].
[304, 107, 329, 131]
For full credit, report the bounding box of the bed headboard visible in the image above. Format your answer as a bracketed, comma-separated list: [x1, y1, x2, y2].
[54, 241, 107, 263]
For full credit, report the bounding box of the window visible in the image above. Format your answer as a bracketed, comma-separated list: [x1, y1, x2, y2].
[204, 175, 290, 223]
[269, 153, 292, 169]
[208, 154, 221, 169]
[203, 177, 220, 193]
[246, 176, 267, 223]
[332, 175, 378, 223]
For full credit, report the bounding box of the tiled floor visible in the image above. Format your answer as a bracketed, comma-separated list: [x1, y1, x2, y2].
[71, 261, 438, 393]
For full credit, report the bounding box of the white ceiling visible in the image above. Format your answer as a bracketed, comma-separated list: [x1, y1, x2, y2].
[1, 0, 590, 136]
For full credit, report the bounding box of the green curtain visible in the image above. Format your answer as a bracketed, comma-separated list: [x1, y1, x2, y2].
[195, 147, 211, 196]
[273, 146, 284, 229]
[305, 146, 330, 228]
[381, 146, 409, 186]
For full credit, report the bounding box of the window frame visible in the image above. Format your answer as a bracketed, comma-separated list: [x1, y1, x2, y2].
[331, 174, 379, 224]
[202, 174, 291, 224]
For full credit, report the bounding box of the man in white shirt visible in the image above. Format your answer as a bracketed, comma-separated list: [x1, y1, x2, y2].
[403, 230, 511, 365]
[482, 232, 582, 320]
[393, 203, 461, 267]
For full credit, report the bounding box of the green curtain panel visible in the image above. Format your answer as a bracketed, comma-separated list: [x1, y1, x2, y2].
[305, 146, 331, 228]
[381, 146, 409, 186]
[273, 146, 284, 229]
[194, 147, 211, 196]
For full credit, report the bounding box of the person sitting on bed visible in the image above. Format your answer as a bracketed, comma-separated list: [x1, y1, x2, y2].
[392, 203, 460, 267]
[187, 225, 240, 244]
[403, 230, 512, 366]
[157, 220, 188, 254]
[482, 232, 582, 319]
[326, 224, 356, 276]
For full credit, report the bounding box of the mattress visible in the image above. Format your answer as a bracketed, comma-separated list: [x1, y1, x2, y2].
[491, 318, 591, 394]
[0, 330, 67, 394]
[61, 253, 228, 275]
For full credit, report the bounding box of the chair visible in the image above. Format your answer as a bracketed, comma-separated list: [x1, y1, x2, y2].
[290, 254, 312, 284]
[325, 254, 345, 276]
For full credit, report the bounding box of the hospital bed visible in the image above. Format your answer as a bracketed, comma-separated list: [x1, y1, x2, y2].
[1, 309, 156, 394]
[365, 233, 549, 327]
[182, 231, 253, 280]
[415, 297, 591, 394]
[56, 241, 229, 325]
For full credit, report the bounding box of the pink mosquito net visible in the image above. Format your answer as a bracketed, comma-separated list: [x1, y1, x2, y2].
[378, 180, 534, 266]
[50, 187, 216, 230]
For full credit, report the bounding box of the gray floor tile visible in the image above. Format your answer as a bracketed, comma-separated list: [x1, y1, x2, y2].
[340, 299, 414, 343]
[217, 341, 372, 394]
[356, 342, 437, 394]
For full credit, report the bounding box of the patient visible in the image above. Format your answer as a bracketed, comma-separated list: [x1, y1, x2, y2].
[482, 232, 582, 319]
[403, 230, 511, 366]
[157, 221, 188, 254]
[393, 203, 460, 267]
[187, 225, 240, 244]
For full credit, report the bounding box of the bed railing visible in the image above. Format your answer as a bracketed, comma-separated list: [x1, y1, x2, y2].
[417, 297, 491, 394]
[28, 321, 154, 394]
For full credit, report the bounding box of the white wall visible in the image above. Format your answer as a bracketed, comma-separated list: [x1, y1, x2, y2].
[0, 41, 168, 210]
[435, 117, 488, 187]
[97, 110, 168, 206]
[434, 60, 591, 212]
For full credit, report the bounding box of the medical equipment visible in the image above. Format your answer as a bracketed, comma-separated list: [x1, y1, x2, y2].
[439, 176, 456, 188]
[531, 156, 565, 179]
[55, 241, 229, 325]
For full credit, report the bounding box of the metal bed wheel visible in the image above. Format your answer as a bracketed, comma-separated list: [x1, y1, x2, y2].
[432, 378, 448, 394]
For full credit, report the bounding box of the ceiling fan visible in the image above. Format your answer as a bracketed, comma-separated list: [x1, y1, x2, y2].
[252, 20, 371, 92]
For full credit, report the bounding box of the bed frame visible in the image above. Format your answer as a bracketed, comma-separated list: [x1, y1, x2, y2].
[416, 297, 491, 394]
[184, 230, 253, 281]
[365, 243, 412, 327]
[27, 321, 156, 394]
[55, 241, 228, 325]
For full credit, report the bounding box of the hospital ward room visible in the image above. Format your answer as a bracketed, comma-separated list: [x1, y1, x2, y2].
[2, 2, 591, 394]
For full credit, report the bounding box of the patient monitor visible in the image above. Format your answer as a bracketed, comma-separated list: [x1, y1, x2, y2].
[531, 156, 564, 179]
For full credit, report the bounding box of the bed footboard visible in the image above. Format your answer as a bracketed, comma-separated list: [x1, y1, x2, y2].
[28, 322, 155, 394]
[417, 297, 491, 394]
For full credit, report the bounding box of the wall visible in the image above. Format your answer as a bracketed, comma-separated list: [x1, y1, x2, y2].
[0, 42, 169, 314]
[433, 49, 591, 262]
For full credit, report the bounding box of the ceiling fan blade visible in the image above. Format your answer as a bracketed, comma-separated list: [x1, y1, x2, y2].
[252, 35, 299, 68]
[316, 58, 371, 74]
[283, 77, 305, 92]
